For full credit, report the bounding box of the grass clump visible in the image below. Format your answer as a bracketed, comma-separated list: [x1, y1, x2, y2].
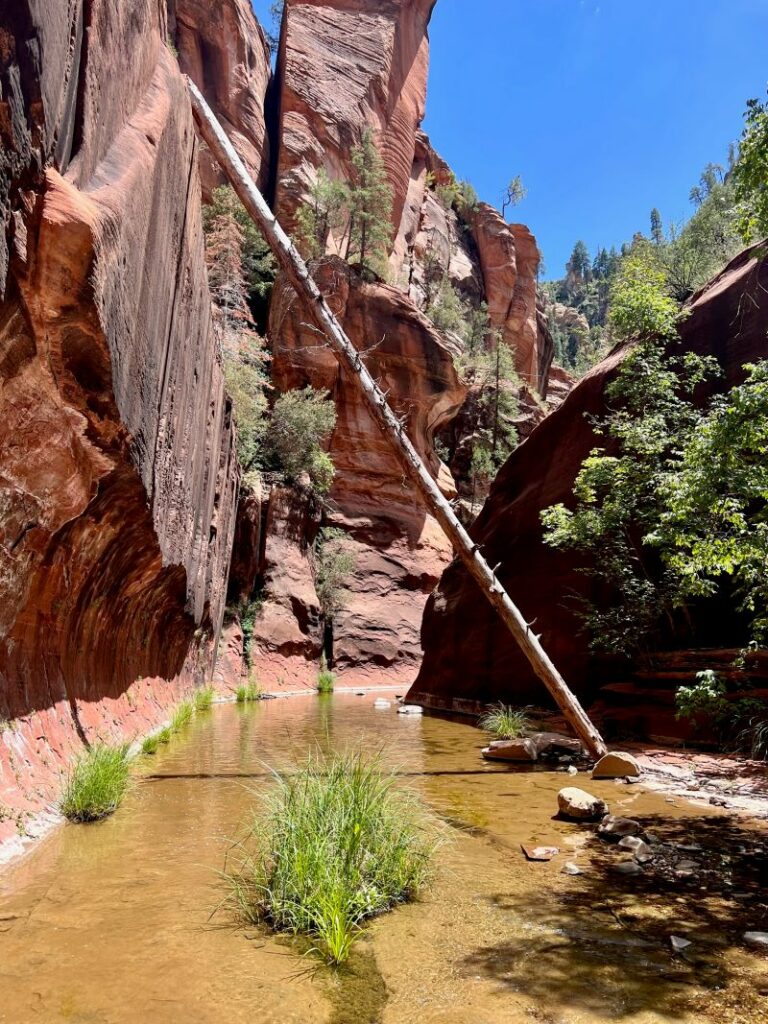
[221, 750, 438, 965]
[235, 680, 262, 703]
[60, 744, 131, 822]
[478, 703, 530, 740]
[317, 654, 335, 694]
[157, 726, 172, 744]
[194, 686, 216, 712]
[142, 733, 161, 756]
[170, 699, 194, 733]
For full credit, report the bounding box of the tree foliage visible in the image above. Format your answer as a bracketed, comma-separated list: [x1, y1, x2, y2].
[313, 528, 357, 621]
[294, 132, 393, 279]
[269, 387, 337, 493]
[733, 90, 768, 243]
[542, 248, 768, 661]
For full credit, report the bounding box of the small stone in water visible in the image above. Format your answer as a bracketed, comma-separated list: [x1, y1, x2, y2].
[398, 705, 423, 715]
[670, 935, 692, 953]
[522, 845, 559, 861]
[567, 765, 578, 775]
[562, 862, 583, 875]
[374, 699, 391, 709]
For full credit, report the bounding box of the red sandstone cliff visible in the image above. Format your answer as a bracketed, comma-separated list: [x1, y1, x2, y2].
[0, 0, 238, 847]
[408, 244, 768, 733]
[170, 0, 272, 196]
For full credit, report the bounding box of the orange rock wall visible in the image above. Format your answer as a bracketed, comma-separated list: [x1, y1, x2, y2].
[0, 0, 238, 850]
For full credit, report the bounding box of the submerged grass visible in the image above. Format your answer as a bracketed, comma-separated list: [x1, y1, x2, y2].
[194, 686, 216, 712]
[221, 750, 439, 965]
[235, 680, 262, 703]
[478, 702, 530, 740]
[60, 744, 131, 822]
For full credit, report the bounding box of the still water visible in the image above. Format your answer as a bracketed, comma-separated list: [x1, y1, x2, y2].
[1, 694, 767, 1023]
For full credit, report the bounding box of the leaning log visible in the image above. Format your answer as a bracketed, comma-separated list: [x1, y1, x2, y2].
[185, 78, 608, 760]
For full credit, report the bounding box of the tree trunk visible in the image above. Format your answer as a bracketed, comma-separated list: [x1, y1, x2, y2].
[186, 78, 608, 759]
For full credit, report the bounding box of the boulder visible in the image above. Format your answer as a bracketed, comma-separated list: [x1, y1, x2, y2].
[397, 705, 424, 715]
[482, 739, 538, 762]
[592, 752, 642, 779]
[529, 732, 585, 758]
[744, 932, 768, 950]
[557, 788, 608, 821]
[598, 816, 644, 843]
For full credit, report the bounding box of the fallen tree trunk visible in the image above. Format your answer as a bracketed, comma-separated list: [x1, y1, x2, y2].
[186, 78, 608, 759]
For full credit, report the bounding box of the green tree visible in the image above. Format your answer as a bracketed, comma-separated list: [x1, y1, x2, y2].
[733, 91, 768, 243]
[567, 240, 591, 284]
[653, 360, 768, 647]
[347, 130, 393, 279]
[541, 250, 718, 655]
[203, 185, 275, 304]
[295, 169, 350, 259]
[502, 175, 527, 218]
[650, 207, 664, 245]
[426, 277, 466, 334]
[270, 387, 337, 493]
[314, 527, 357, 622]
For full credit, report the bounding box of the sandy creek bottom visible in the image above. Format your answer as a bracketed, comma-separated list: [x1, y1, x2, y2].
[1, 695, 767, 1024]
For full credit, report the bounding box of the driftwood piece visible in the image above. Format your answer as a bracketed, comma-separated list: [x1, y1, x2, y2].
[185, 77, 607, 759]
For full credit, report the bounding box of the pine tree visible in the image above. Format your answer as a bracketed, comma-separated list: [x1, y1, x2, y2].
[295, 169, 350, 259]
[567, 240, 591, 283]
[650, 207, 664, 245]
[347, 130, 393, 279]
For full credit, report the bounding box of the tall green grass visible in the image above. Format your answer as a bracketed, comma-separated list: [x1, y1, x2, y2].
[60, 744, 131, 822]
[194, 686, 216, 712]
[221, 750, 439, 964]
[235, 680, 262, 703]
[317, 654, 335, 694]
[170, 699, 194, 732]
[142, 733, 161, 755]
[478, 703, 530, 739]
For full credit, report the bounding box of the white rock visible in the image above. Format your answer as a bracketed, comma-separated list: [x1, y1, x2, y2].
[397, 705, 423, 715]
[670, 935, 692, 953]
[373, 699, 392, 709]
[562, 862, 583, 875]
[567, 765, 578, 776]
[744, 931, 768, 949]
[557, 787, 608, 821]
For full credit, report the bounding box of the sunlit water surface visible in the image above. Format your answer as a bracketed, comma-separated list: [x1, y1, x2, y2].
[1, 694, 767, 1023]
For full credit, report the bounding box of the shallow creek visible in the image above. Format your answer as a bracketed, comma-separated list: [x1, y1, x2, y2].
[1, 694, 767, 1023]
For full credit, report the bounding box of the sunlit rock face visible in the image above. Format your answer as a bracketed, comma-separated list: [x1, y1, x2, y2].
[0, 0, 238, 843]
[273, 0, 436, 234]
[263, 258, 465, 685]
[409, 244, 768, 730]
[171, 0, 272, 196]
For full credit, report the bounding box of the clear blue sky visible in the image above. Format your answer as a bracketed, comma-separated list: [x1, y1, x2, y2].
[252, 1, 768, 277]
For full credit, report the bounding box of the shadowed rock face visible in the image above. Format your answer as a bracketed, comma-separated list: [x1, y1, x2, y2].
[263, 257, 465, 684]
[274, 0, 436, 233]
[171, 0, 272, 195]
[0, 1, 238, 841]
[408, 245, 768, 722]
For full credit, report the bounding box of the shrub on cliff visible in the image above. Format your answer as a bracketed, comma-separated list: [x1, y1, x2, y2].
[220, 750, 438, 964]
[269, 386, 337, 493]
[60, 744, 131, 823]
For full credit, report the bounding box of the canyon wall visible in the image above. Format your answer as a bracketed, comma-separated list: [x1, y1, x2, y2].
[249, 0, 552, 685]
[408, 244, 768, 736]
[0, 0, 238, 848]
